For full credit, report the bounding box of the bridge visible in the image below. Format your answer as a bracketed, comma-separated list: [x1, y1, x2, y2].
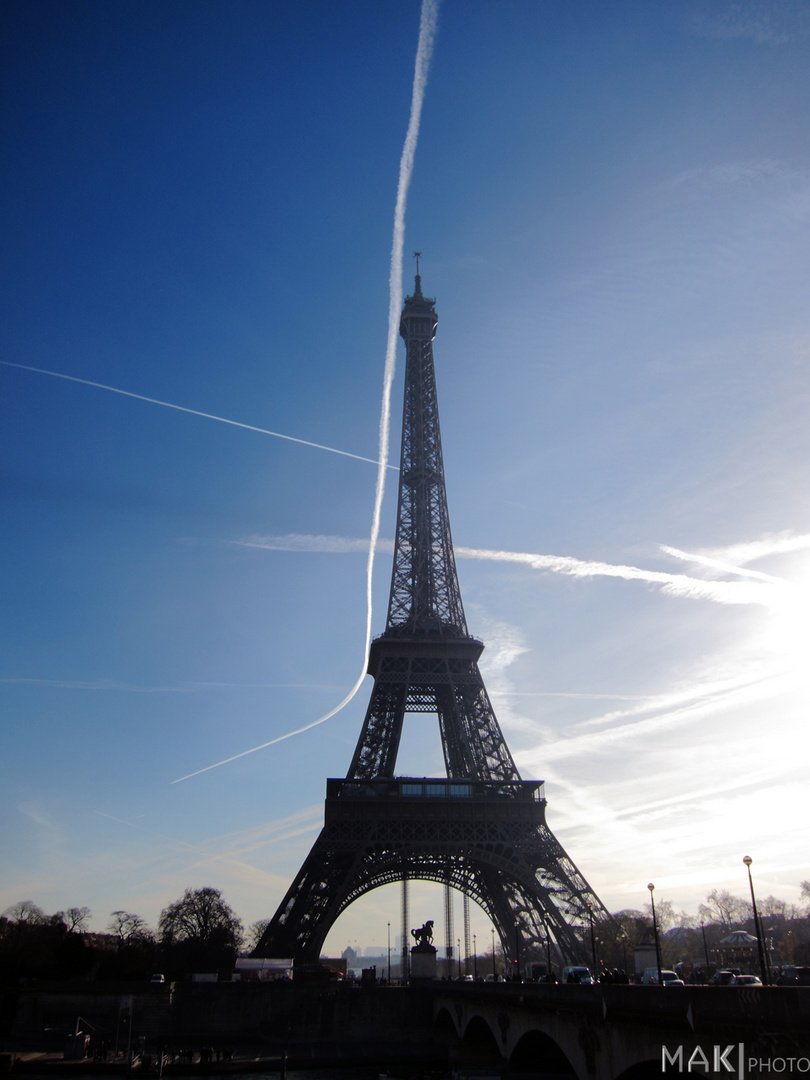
[8, 979, 809, 1078]
[432, 982, 810, 1079]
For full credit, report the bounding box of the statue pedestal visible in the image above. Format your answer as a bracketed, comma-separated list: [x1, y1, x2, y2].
[410, 943, 437, 981]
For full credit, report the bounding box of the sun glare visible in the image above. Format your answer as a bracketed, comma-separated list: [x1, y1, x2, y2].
[761, 566, 810, 674]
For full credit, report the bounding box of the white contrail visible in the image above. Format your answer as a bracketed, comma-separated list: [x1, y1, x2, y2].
[660, 544, 784, 583]
[232, 532, 780, 605]
[0, 359, 392, 469]
[682, 533, 810, 567]
[172, 0, 440, 784]
[1, 676, 345, 692]
[516, 664, 787, 766]
[455, 544, 775, 607]
[234, 532, 394, 554]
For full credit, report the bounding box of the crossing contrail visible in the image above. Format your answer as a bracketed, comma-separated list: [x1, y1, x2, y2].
[0, 359, 393, 469]
[660, 545, 779, 582]
[232, 532, 782, 605]
[172, 0, 440, 784]
[455, 544, 776, 607]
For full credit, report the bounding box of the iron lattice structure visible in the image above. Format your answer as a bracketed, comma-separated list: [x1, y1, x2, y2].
[255, 272, 607, 968]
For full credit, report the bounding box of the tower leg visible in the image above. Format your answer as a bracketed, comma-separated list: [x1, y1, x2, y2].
[463, 893, 471, 977]
[401, 875, 409, 984]
[444, 877, 454, 977]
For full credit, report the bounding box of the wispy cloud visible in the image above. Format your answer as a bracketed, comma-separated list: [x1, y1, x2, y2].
[231, 533, 795, 608]
[689, 1, 810, 44]
[91, 807, 320, 888]
[18, 802, 56, 829]
[1, 677, 345, 692]
[515, 660, 788, 767]
[661, 545, 784, 583]
[456, 544, 775, 607]
[472, 614, 537, 738]
[573, 662, 782, 729]
[168, 527, 804, 780]
[2, 678, 196, 693]
[662, 159, 800, 194]
[700, 532, 810, 567]
[234, 533, 393, 554]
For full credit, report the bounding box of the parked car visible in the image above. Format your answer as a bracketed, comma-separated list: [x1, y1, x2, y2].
[711, 970, 738, 986]
[641, 968, 684, 986]
[562, 966, 593, 984]
[730, 974, 762, 986]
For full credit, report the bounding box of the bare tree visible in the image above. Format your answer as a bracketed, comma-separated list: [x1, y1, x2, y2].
[759, 895, 801, 920]
[65, 906, 91, 933]
[246, 918, 271, 952]
[108, 910, 152, 948]
[158, 887, 243, 948]
[2, 900, 46, 924]
[697, 889, 748, 927]
[652, 899, 680, 931]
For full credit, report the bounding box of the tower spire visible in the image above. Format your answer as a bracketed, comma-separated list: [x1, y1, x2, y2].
[413, 250, 422, 296]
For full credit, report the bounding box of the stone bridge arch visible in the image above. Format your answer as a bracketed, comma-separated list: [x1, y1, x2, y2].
[510, 1029, 577, 1076]
[434, 984, 808, 1080]
[461, 1014, 502, 1066]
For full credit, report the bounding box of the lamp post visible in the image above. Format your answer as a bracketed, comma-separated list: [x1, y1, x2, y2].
[743, 856, 768, 984]
[586, 902, 597, 976]
[700, 921, 710, 980]
[618, 930, 627, 976]
[457, 938, 461, 980]
[387, 921, 391, 985]
[765, 927, 775, 984]
[648, 883, 663, 986]
[543, 915, 553, 980]
[473, 934, 478, 980]
[491, 927, 496, 980]
[514, 920, 521, 982]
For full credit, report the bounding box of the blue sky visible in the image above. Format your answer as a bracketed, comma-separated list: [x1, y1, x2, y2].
[2, 0, 809, 952]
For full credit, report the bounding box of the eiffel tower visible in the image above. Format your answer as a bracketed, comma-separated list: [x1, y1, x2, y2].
[255, 263, 607, 968]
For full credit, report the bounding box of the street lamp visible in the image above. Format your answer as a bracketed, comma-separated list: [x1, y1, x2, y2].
[473, 934, 478, 980]
[586, 902, 597, 976]
[743, 856, 768, 985]
[648, 883, 663, 986]
[387, 921, 391, 985]
[542, 914, 552, 980]
[765, 927, 775, 983]
[491, 927, 496, 980]
[514, 920, 521, 982]
[457, 938, 461, 980]
[700, 921, 710, 980]
[618, 929, 628, 976]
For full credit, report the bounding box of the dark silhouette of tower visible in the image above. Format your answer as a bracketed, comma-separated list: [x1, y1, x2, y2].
[255, 266, 607, 968]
